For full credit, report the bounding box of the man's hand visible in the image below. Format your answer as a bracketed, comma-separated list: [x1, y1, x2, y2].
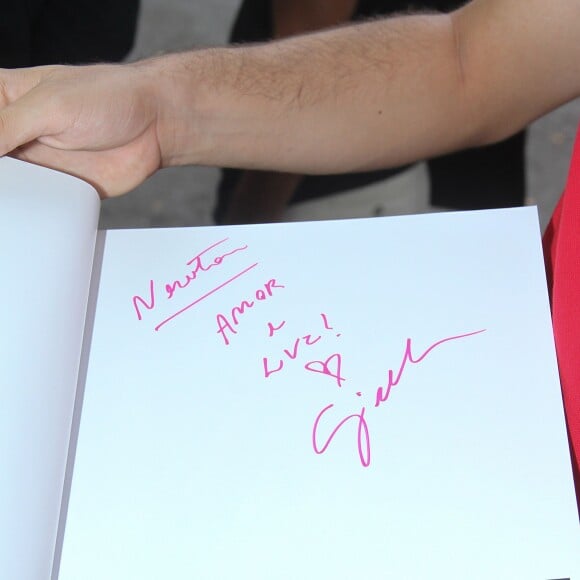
[0, 63, 162, 198]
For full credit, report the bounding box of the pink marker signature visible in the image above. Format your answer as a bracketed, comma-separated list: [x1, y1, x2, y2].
[131, 238, 255, 331]
[312, 329, 486, 467]
[305, 354, 345, 387]
[313, 404, 371, 466]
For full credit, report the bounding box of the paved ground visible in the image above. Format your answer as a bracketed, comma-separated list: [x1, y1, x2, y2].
[98, 0, 580, 233]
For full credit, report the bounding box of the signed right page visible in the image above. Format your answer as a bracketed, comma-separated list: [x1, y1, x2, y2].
[59, 207, 580, 579]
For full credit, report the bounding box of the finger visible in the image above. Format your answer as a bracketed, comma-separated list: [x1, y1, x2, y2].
[14, 133, 159, 198]
[13, 142, 117, 198]
[0, 90, 55, 156]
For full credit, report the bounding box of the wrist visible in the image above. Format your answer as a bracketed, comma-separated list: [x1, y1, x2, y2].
[133, 51, 215, 169]
[134, 46, 294, 171]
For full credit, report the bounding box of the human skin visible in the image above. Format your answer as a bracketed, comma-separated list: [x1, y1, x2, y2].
[221, 0, 357, 224]
[0, 0, 579, 198]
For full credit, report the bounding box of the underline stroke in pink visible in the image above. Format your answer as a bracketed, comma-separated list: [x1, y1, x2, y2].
[154, 263, 259, 331]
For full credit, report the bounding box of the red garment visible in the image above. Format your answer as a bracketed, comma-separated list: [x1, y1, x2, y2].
[543, 125, 580, 514]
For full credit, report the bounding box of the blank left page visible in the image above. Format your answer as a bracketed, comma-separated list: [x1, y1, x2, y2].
[0, 158, 99, 580]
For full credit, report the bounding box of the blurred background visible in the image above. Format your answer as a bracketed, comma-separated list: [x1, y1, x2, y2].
[89, 0, 580, 232]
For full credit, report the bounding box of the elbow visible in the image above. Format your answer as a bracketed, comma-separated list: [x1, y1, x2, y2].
[448, 11, 530, 150]
[448, 11, 494, 150]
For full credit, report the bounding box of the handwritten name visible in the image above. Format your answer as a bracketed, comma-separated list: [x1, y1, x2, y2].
[131, 238, 254, 331]
[312, 329, 486, 467]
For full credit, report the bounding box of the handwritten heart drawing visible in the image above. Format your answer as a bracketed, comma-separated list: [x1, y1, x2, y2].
[304, 353, 345, 387]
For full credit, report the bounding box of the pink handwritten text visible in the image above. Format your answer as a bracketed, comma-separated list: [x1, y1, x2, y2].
[216, 279, 286, 345]
[313, 404, 370, 466]
[312, 329, 486, 466]
[130, 238, 255, 331]
[165, 239, 248, 300]
[262, 313, 338, 378]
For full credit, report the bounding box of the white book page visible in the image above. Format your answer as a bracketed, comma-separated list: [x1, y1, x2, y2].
[61, 208, 580, 579]
[0, 158, 99, 580]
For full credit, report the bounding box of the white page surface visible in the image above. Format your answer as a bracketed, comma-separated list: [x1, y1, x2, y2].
[61, 208, 579, 579]
[0, 158, 99, 580]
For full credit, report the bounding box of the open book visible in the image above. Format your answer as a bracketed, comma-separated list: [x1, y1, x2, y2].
[1, 156, 579, 579]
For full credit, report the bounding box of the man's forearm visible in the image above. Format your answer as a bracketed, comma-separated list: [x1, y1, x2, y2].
[151, 14, 470, 173]
[2, 0, 579, 199]
[222, 0, 359, 225]
[149, 0, 580, 175]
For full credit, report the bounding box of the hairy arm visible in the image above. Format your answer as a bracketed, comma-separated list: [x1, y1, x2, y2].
[222, 0, 357, 224]
[159, 0, 580, 173]
[158, 14, 464, 172]
[1, 0, 579, 197]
